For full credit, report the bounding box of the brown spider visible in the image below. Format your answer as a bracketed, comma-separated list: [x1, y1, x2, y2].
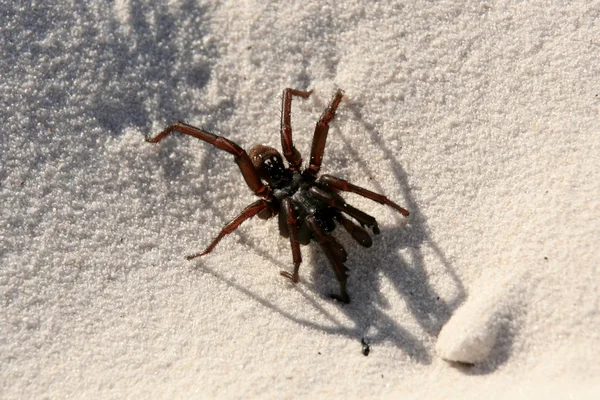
[146, 89, 409, 303]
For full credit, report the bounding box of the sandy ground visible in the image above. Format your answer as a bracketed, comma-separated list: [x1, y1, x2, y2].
[1, 1, 599, 398]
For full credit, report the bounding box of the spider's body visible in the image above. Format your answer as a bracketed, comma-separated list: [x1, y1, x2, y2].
[147, 89, 408, 303]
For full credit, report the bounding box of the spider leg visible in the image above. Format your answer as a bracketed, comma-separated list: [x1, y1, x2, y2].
[318, 174, 409, 217]
[279, 198, 302, 282]
[280, 88, 312, 171]
[335, 213, 373, 248]
[305, 215, 350, 303]
[309, 186, 380, 234]
[306, 89, 344, 176]
[186, 199, 273, 260]
[147, 122, 271, 199]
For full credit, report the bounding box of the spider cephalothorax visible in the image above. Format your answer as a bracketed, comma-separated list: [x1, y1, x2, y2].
[147, 88, 409, 303]
[248, 145, 291, 188]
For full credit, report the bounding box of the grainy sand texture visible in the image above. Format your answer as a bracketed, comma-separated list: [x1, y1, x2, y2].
[1, 1, 599, 398]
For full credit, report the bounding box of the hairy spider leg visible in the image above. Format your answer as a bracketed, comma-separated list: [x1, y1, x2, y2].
[279, 198, 302, 282]
[305, 215, 350, 303]
[186, 199, 272, 260]
[308, 186, 381, 234]
[146, 122, 272, 199]
[306, 89, 344, 176]
[280, 88, 313, 171]
[318, 174, 410, 217]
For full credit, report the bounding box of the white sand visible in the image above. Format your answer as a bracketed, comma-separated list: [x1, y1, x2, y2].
[1, 0, 599, 398]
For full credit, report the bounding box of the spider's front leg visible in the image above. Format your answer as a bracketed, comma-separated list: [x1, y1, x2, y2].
[306, 89, 344, 177]
[147, 122, 272, 199]
[186, 199, 273, 260]
[280, 88, 312, 171]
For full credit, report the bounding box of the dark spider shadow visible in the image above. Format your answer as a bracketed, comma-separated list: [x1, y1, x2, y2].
[191, 218, 432, 362]
[5, 2, 219, 137]
[87, 0, 230, 135]
[324, 100, 466, 347]
[195, 260, 430, 363]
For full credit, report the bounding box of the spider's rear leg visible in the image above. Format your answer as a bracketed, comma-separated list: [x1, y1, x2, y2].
[186, 199, 273, 260]
[305, 215, 350, 303]
[146, 122, 272, 199]
[335, 213, 373, 248]
[319, 174, 409, 217]
[309, 186, 380, 235]
[279, 198, 302, 282]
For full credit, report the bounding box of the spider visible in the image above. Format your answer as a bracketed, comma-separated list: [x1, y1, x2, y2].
[146, 88, 409, 303]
